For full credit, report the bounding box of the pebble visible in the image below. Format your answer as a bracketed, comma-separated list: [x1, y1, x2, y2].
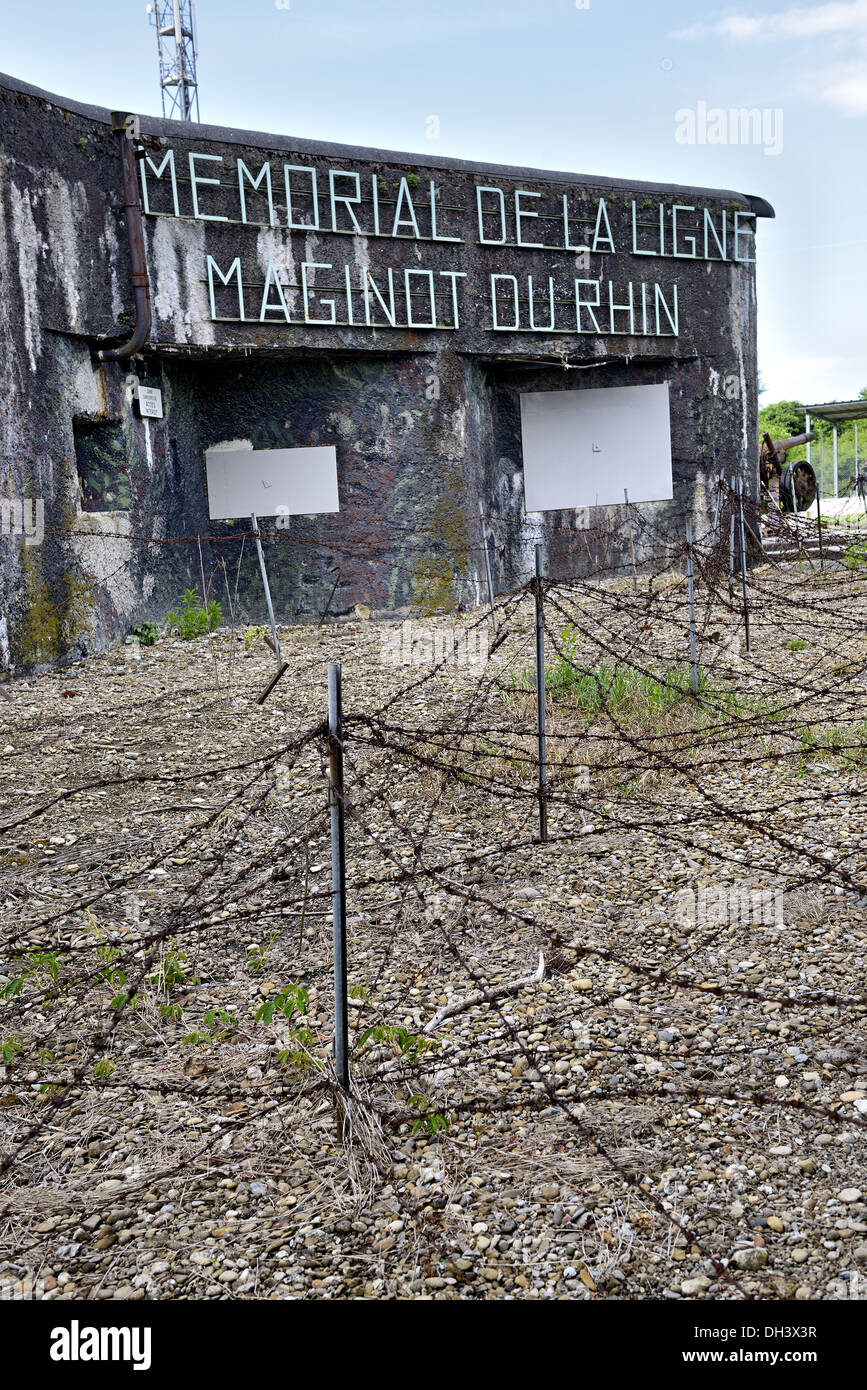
[733, 1249, 768, 1271]
[681, 1276, 711, 1295]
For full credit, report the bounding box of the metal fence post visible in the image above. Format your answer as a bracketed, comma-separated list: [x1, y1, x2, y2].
[624, 488, 638, 590]
[534, 544, 548, 843]
[328, 661, 349, 1090]
[251, 511, 281, 665]
[685, 518, 699, 696]
[711, 473, 721, 536]
[736, 479, 751, 653]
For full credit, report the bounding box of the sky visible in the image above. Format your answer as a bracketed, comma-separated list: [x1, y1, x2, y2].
[3, 0, 866, 405]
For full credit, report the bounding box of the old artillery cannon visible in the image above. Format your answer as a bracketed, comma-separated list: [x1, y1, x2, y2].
[760, 430, 817, 512]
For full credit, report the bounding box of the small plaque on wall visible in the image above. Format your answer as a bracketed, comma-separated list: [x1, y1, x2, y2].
[137, 386, 164, 420]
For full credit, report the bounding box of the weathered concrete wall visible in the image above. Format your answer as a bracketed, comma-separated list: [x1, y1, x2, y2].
[0, 70, 771, 671]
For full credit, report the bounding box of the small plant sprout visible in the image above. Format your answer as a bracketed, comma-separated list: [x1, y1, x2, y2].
[407, 1094, 449, 1136]
[359, 1024, 437, 1063]
[149, 945, 197, 995]
[166, 588, 222, 640]
[183, 1008, 236, 1048]
[246, 932, 279, 974]
[1, 1036, 24, 1064]
[254, 983, 320, 1071]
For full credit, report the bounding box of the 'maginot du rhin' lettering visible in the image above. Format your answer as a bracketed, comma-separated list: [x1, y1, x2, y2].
[206, 256, 681, 339]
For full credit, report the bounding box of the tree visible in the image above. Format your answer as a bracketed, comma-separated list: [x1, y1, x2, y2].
[758, 399, 807, 442]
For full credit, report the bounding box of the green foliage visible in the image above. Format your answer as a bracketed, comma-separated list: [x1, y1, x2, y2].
[797, 721, 867, 770]
[95, 941, 138, 1012]
[758, 399, 807, 443]
[510, 627, 789, 735]
[149, 946, 197, 995]
[518, 628, 708, 721]
[255, 982, 308, 1027]
[843, 536, 867, 570]
[254, 983, 320, 1071]
[785, 638, 808, 651]
[407, 1094, 449, 1136]
[132, 622, 159, 646]
[359, 1024, 436, 1063]
[1, 1036, 24, 1064]
[37, 1051, 61, 1095]
[93, 1058, 114, 1079]
[2, 946, 65, 1003]
[245, 932, 279, 973]
[243, 625, 267, 650]
[166, 588, 222, 640]
[183, 1007, 236, 1048]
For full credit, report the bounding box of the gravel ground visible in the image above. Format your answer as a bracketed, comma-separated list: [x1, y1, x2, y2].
[1, 556, 866, 1301]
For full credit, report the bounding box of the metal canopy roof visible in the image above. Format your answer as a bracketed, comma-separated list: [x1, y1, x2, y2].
[801, 400, 867, 424]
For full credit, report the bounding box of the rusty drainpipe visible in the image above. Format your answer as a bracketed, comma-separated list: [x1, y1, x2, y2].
[98, 112, 151, 361]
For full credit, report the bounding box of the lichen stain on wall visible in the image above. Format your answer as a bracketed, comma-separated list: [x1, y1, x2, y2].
[256, 227, 298, 318]
[72, 513, 138, 616]
[98, 210, 124, 323]
[45, 172, 89, 332]
[150, 217, 214, 345]
[14, 544, 95, 668]
[8, 177, 44, 373]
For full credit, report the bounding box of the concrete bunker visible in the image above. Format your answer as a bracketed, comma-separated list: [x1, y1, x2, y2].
[0, 70, 773, 670]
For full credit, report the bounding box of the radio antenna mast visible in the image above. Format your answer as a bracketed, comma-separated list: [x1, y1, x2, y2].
[146, 1, 200, 122]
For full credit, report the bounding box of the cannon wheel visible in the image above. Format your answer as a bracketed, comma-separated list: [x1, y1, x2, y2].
[781, 460, 817, 513]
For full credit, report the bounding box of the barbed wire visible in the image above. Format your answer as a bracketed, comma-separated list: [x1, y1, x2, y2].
[1, 488, 866, 1299]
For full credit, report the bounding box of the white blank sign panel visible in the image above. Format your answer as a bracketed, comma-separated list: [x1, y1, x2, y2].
[519, 382, 673, 512]
[205, 445, 340, 520]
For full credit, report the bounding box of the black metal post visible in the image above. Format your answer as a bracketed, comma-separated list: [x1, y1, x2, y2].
[534, 544, 548, 843]
[685, 518, 699, 695]
[736, 479, 751, 653]
[624, 488, 638, 590]
[328, 661, 349, 1090]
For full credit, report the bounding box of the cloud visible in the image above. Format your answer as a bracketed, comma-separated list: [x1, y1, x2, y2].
[673, 0, 867, 42]
[760, 353, 867, 403]
[673, 2, 867, 116]
[820, 61, 867, 112]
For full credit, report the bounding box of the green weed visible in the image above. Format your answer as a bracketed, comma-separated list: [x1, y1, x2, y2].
[166, 589, 222, 640]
